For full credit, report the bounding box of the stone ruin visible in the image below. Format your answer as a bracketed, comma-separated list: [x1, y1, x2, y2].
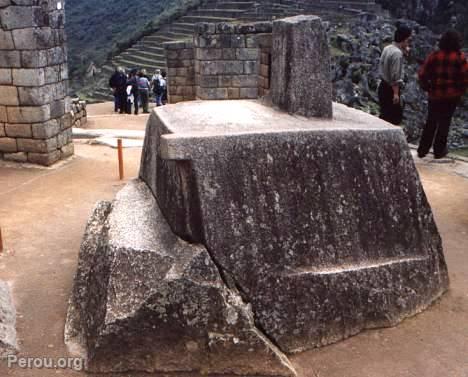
[0, 0, 73, 166]
[65, 15, 449, 376]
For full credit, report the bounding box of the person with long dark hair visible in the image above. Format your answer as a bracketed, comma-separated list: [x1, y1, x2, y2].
[417, 30, 468, 158]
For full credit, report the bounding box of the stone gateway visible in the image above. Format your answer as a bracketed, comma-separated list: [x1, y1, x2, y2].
[65, 15, 448, 376]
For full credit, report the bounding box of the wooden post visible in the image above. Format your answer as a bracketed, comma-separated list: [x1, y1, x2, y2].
[117, 139, 124, 180]
[0, 227, 3, 254]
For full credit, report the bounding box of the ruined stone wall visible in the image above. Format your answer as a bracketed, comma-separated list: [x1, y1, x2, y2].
[0, 0, 72, 166]
[70, 98, 87, 128]
[165, 22, 273, 102]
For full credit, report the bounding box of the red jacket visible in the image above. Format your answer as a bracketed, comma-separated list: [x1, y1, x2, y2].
[418, 50, 468, 100]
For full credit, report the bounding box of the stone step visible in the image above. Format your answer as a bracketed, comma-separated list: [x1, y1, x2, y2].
[179, 15, 236, 24]
[123, 49, 165, 61]
[112, 57, 165, 71]
[118, 53, 164, 67]
[190, 9, 249, 18]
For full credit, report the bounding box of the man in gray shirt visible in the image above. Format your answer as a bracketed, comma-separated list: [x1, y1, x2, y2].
[378, 25, 412, 125]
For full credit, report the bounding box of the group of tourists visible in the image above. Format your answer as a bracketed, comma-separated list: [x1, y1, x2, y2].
[109, 67, 167, 115]
[379, 26, 468, 159]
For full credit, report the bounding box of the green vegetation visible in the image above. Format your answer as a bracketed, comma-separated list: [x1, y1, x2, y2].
[66, 0, 201, 81]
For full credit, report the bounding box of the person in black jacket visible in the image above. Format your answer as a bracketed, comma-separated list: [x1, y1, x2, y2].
[109, 67, 127, 114]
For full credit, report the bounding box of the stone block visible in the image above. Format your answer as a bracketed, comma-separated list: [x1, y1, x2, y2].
[27, 150, 60, 166]
[236, 48, 259, 60]
[230, 34, 246, 48]
[271, 15, 333, 118]
[0, 6, 34, 30]
[0, 137, 17, 152]
[65, 183, 296, 376]
[222, 48, 236, 60]
[199, 75, 218, 88]
[0, 281, 18, 358]
[32, 119, 60, 139]
[60, 112, 72, 130]
[0, 106, 6, 122]
[140, 100, 449, 353]
[261, 51, 270, 65]
[256, 33, 273, 48]
[196, 87, 228, 100]
[44, 66, 60, 84]
[12, 68, 46, 87]
[218, 75, 232, 87]
[4, 151, 27, 162]
[196, 34, 218, 48]
[17, 137, 57, 153]
[244, 60, 258, 75]
[17, 85, 52, 106]
[46, 47, 65, 66]
[169, 95, 184, 103]
[0, 51, 20, 68]
[227, 87, 240, 99]
[0, 123, 4, 137]
[0, 29, 14, 49]
[0, 85, 18, 106]
[239, 87, 258, 99]
[60, 142, 74, 159]
[7, 105, 50, 123]
[5, 123, 32, 138]
[197, 48, 223, 61]
[50, 99, 65, 118]
[232, 75, 258, 88]
[12, 27, 54, 50]
[20, 50, 48, 68]
[260, 63, 270, 77]
[0, 69, 11, 84]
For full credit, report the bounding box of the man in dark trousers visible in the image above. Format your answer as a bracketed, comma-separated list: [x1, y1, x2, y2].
[378, 25, 412, 125]
[417, 30, 468, 159]
[109, 67, 127, 114]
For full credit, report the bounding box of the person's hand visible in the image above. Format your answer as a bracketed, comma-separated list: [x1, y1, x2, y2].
[393, 93, 400, 104]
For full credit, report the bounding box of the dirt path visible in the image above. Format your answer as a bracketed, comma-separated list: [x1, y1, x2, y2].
[0, 104, 466, 377]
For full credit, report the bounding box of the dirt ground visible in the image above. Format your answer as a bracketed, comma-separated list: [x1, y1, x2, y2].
[0, 103, 467, 377]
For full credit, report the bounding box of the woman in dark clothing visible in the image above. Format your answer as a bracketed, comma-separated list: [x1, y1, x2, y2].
[417, 30, 468, 158]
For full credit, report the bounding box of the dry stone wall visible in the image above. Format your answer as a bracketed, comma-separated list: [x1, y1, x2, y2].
[0, 0, 72, 166]
[165, 21, 273, 103]
[70, 98, 86, 128]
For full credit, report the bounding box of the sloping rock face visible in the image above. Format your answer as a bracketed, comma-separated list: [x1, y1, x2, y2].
[65, 180, 295, 376]
[0, 281, 17, 358]
[140, 100, 449, 353]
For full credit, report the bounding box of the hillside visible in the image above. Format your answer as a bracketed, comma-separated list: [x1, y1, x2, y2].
[376, 0, 468, 42]
[65, 0, 202, 81]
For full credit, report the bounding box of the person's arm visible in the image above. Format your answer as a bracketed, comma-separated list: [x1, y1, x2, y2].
[462, 53, 468, 93]
[418, 54, 433, 92]
[389, 53, 404, 104]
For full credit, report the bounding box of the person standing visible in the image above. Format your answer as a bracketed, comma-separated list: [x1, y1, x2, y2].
[152, 69, 164, 106]
[160, 70, 168, 105]
[137, 70, 151, 113]
[127, 69, 140, 115]
[109, 67, 127, 114]
[378, 25, 412, 125]
[417, 30, 468, 159]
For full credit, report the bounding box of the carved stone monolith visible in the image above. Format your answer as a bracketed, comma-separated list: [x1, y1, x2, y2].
[271, 15, 333, 118]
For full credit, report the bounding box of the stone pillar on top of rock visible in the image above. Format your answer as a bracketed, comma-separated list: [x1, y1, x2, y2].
[271, 15, 333, 118]
[0, 0, 73, 166]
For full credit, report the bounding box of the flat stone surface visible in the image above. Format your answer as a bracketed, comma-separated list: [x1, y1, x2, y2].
[140, 99, 449, 353]
[66, 180, 296, 376]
